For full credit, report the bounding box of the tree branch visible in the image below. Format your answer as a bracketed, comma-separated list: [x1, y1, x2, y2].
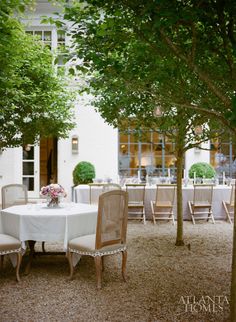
[173, 102, 236, 134]
[159, 29, 232, 108]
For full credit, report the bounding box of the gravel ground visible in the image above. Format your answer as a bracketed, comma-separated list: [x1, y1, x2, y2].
[0, 221, 233, 322]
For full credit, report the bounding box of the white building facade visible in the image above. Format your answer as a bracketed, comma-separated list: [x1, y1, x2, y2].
[0, 1, 235, 203]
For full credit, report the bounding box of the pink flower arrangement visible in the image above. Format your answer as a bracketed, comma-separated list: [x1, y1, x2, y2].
[40, 183, 67, 200]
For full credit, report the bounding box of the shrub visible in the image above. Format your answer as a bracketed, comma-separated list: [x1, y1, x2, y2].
[73, 161, 95, 185]
[188, 162, 216, 179]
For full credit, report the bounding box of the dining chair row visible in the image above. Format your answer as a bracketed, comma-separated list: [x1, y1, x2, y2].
[88, 183, 146, 224]
[88, 183, 235, 225]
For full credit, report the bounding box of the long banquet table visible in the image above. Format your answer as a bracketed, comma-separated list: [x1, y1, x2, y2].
[74, 184, 232, 221]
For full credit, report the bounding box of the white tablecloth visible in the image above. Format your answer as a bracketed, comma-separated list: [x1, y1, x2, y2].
[74, 185, 232, 220]
[0, 203, 98, 250]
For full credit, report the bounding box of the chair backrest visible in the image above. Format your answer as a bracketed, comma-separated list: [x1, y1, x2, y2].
[155, 184, 176, 205]
[102, 183, 121, 192]
[95, 190, 128, 249]
[88, 183, 104, 205]
[193, 184, 214, 204]
[2, 184, 28, 209]
[230, 184, 235, 206]
[125, 184, 146, 204]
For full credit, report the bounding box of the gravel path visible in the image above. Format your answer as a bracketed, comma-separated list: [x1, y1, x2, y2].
[0, 221, 233, 322]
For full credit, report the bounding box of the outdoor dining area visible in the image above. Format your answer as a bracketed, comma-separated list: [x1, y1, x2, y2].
[0, 180, 233, 321]
[1, 179, 234, 283]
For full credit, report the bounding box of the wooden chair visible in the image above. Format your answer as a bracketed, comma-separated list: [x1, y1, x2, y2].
[222, 184, 235, 224]
[150, 184, 176, 225]
[0, 234, 22, 281]
[1, 184, 28, 209]
[125, 183, 146, 224]
[88, 183, 105, 205]
[67, 190, 128, 289]
[102, 183, 121, 192]
[188, 184, 215, 224]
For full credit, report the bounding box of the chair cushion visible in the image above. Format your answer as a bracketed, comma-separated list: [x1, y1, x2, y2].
[0, 234, 21, 253]
[69, 234, 125, 255]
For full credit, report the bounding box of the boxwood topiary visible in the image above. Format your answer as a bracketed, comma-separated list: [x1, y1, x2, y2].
[73, 161, 95, 185]
[188, 162, 216, 179]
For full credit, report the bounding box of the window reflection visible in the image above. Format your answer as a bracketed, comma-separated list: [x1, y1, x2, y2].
[23, 177, 34, 191]
[119, 130, 178, 179]
[210, 135, 236, 178]
[23, 145, 34, 160]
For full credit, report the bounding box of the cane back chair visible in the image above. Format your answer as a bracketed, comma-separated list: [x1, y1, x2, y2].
[67, 190, 128, 289]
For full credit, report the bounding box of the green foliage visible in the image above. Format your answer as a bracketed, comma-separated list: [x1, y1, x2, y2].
[0, 0, 75, 149]
[73, 161, 96, 185]
[188, 162, 216, 179]
[62, 0, 235, 133]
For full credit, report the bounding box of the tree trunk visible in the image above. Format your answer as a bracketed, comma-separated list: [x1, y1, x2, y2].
[175, 150, 185, 246]
[230, 185, 236, 321]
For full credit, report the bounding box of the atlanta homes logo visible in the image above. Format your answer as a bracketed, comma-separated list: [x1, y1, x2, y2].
[179, 295, 229, 313]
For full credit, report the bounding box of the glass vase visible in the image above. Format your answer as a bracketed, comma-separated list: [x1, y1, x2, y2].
[47, 197, 60, 208]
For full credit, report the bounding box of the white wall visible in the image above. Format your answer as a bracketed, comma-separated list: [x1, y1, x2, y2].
[0, 147, 22, 203]
[57, 94, 118, 200]
[185, 141, 210, 176]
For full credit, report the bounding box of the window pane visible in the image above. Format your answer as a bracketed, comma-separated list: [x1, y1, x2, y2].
[35, 31, 43, 40]
[141, 144, 151, 154]
[120, 133, 128, 143]
[23, 177, 34, 191]
[44, 31, 52, 41]
[23, 162, 34, 175]
[130, 132, 139, 143]
[23, 146, 34, 160]
[130, 144, 139, 154]
[119, 152, 130, 169]
[57, 30, 65, 42]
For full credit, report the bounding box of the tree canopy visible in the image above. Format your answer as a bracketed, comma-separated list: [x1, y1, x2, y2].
[0, 0, 75, 149]
[63, 0, 236, 131]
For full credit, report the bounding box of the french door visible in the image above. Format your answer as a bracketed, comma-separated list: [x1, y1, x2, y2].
[22, 144, 40, 198]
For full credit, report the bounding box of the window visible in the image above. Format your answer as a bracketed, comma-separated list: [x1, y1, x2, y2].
[210, 134, 236, 178]
[56, 29, 68, 76]
[25, 28, 69, 75]
[26, 30, 52, 49]
[119, 130, 178, 180]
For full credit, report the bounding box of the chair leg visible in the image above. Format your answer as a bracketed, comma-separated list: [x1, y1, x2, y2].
[94, 256, 102, 289]
[0, 255, 4, 269]
[210, 211, 215, 224]
[151, 202, 156, 224]
[223, 202, 233, 224]
[122, 250, 127, 282]
[143, 208, 146, 225]
[188, 202, 195, 224]
[172, 212, 175, 226]
[101, 256, 105, 272]
[67, 251, 74, 280]
[42, 241, 46, 253]
[16, 253, 22, 282]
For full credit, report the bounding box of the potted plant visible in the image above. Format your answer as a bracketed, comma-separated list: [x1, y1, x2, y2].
[73, 161, 96, 185]
[188, 162, 216, 180]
